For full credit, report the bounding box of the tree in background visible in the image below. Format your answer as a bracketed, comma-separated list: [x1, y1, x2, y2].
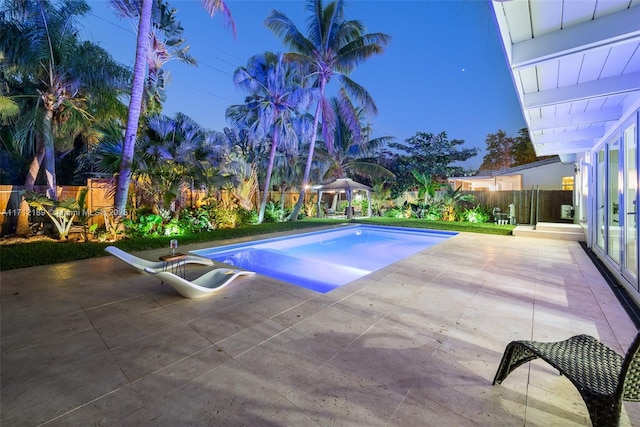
[479, 130, 513, 170]
[0, 0, 130, 199]
[265, 0, 390, 221]
[226, 52, 313, 224]
[383, 131, 478, 196]
[136, 113, 232, 216]
[315, 98, 394, 183]
[480, 128, 552, 171]
[512, 127, 540, 166]
[113, 0, 235, 216]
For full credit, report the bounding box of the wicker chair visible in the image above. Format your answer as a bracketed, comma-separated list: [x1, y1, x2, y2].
[493, 333, 640, 427]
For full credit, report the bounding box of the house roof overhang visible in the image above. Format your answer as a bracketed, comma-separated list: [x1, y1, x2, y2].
[488, 0, 640, 157]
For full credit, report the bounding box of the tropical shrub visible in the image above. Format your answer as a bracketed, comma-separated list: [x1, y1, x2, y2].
[424, 203, 444, 221]
[123, 213, 163, 237]
[441, 185, 476, 222]
[462, 205, 491, 223]
[208, 203, 239, 229]
[97, 209, 124, 242]
[303, 201, 316, 218]
[23, 191, 79, 240]
[163, 218, 182, 236]
[180, 207, 215, 233]
[383, 207, 405, 218]
[263, 201, 286, 223]
[371, 183, 394, 216]
[359, 198, 369, 215]
[237, 207, 259, 225]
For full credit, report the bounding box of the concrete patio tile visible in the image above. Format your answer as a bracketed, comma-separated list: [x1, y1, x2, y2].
[270, 299, 332, 328]
[1, 310, 93, 354]
[523, 382, 590, 426]
[234, 287, 310, 319]
[131, 344, 231, 404]
[283, 357, 408, 427]
[83, 294, 163, 325]
[329, 289, 398, 322]
[410, 351, 525, 426]
[235, 328, 336, 395]
[289, 306, 376, 352]
[254, 396, 323, 425]
[0, 265, 65, 294]
[216, 317, 288, 358]
[1, 329, 127, 426]
[187, 302, 270, 343]
[1, 231, 637, 426]
[368, 310, 450, 351]
[110, 322, 213, 382]
[144, 359, 283, 426]
[161, 291, 242, 323]
[92, 306, 189, 349]
[388, 392, 482, 427]
[38, 385, 152, 427]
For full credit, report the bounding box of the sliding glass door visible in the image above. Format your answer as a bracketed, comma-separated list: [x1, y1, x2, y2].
[608, 139, 621, 264]
[596, 149, 606, 251]
[623, 124, 638, 288]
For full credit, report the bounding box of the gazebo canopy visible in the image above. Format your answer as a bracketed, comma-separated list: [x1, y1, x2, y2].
[316, 178, 372, 192]
[316, 178, 372, 219]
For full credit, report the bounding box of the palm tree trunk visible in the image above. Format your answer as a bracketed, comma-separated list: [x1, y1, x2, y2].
[258, 130, 279, 224]
[113, 0, 153, 217]
[287, 79, 325, 221]
[24, 135, 45, 190]
[42, 108, 57, 201]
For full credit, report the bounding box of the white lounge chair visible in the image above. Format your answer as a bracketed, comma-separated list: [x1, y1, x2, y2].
[104, 246, 213, 274]
[144, 267, 256, 298]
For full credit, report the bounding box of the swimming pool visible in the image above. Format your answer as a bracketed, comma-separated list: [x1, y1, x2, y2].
[192, 225, 456, 293]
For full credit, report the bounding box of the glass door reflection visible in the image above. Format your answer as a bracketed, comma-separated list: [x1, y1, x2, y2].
[623, 124, 637, 287]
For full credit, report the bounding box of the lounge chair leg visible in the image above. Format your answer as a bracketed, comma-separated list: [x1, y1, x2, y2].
[493, 342, 539, 385]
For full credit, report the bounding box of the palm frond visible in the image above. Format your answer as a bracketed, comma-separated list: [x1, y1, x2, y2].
[320, 96, 336, 152]
[0, 96, 20, 124]
[337, 33, 390, 72]
[335, 93, 361, 143]
[201, 0, 236, 38]
[347, 160, 395, 180]
[338, 76, 377, 115]
[108, 0, 141, 19]
[265, 9, 315, 55]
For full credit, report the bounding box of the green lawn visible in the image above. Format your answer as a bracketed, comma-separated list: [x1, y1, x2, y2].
[0, 218, 514, 271]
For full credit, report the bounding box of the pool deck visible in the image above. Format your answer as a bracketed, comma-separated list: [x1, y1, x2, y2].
[1, 230, 639, 426]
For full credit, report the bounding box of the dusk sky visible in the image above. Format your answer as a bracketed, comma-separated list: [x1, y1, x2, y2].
[80, 0, 527, 169]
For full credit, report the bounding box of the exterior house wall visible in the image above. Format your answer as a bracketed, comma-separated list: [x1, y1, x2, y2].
[450, 160, 574, 191]
[520, 162, 575, 190]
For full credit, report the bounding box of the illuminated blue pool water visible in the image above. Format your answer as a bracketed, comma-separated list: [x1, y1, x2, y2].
[192, 225, 456, 293]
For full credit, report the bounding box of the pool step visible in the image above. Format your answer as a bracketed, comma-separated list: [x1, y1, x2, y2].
[513, 222, 585, 241]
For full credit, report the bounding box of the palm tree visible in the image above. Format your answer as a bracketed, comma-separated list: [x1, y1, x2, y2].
[79, 112, 232, 217]
[317, 97, 394, 183]
[265, 0, 390, 220]
[0, 0, 130, 200]
[227, 52, 313, 224]
[113, 0, 235, 216]
[130, 112, 230, 216]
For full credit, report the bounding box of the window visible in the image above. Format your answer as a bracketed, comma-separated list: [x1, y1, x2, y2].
[562, 176, 574, 190]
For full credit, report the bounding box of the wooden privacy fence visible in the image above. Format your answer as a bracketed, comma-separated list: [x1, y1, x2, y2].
[0, 179, 115, 236]
[457, 189, 574, 225]
[0, 182, 573, 235]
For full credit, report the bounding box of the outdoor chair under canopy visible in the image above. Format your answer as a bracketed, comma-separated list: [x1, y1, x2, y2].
[316, 178, 372, 219]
